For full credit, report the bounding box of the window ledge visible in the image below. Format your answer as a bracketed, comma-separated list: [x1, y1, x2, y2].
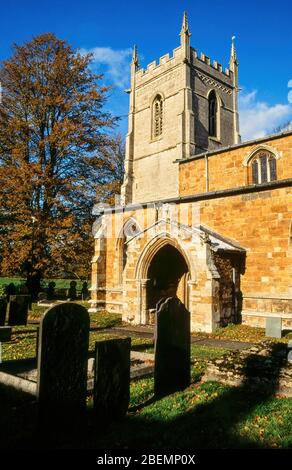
[150, 135, 163, 143]
[208, 136, 221, 143]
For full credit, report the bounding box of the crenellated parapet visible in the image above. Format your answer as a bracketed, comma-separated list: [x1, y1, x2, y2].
[135, 46, 183, 85]
[134, 43, 233, 89]
[190, 48, 233, 86]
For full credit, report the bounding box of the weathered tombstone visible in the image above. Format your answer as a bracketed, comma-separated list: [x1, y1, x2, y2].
[154, 296, 190, 398]
[266, 317, 282, 339]
[0, 298, 7, 326]
[37, 302, 89, 431]
[81, 281, 89, 300]
[5, 282, 16, 302]
[94, 337, 131, 422]
[8, 295, 30, 326]
[0, 326, 11, 342]
[47, 281, 55, 300]
[67, 280, 77, 300]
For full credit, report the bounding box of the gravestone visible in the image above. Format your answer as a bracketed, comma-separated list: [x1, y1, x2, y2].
[37, 302, 89, 431]
[0, 298, 7, 326]
[81, 281, 89, 300]
[67, 280, 77, 300]
[47, 281, 55, 300]
[94, 337, 131, 421]
[0, 326, 11, 342]
[266, 317, 282, 339]
[8, 295, 30, 326]
[154, 296, 190, 398]
[5, 283, 16, 302]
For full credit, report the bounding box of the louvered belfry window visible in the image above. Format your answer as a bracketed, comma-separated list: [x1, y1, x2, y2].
[209, 90, 217, 138]
[153, 95, 163, 138]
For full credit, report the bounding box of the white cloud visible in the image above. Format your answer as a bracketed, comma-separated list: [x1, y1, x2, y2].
[238, 90, 292, 140]
[81, 46, 132, 88]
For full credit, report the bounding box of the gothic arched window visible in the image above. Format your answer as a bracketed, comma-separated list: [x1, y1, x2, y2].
[152, 95, 163, 138]
[250, 151, 277, 184]
[208, 90, 217, 138]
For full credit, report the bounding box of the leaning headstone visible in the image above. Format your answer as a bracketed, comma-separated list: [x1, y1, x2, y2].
[0, 326, 11, 342]
[8, 295, 30, 326]
[0, 298, 7, 326]
[266, 317, 282, 338]
[94, 337, 131, 422]
[37, 302, 89, 431]
[154, 296, 190, 398]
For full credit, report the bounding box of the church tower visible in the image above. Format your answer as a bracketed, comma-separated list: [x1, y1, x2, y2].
[121, 12, 240, 205]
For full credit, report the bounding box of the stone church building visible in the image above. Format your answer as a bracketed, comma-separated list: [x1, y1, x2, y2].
[90, 13, 292, 332]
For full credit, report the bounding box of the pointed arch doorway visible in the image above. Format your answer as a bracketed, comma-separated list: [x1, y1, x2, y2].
[139, 242, 190, 324]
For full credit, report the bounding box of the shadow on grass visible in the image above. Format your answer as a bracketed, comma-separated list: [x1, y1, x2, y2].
[128, 395, 156, 413]
[0, 384, 37, 448]
[84, 343, 290, 449]
[0, 343, 290, 449]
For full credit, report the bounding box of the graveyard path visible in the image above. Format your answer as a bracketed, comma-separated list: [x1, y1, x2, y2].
[96, 325, 254, 350]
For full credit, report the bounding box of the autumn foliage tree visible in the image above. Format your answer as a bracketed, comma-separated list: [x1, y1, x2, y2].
[0, 33, 123, 293]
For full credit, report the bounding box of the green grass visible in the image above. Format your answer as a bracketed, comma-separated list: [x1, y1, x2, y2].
[2, 331, 153, 362]
[1, 378, 291, 449]
[1, 331, 38, 361]
[88, 310, 122, 328]
[207, 323, 292, 344]
[0, 277, 26, 287]
[130, 377, 154, 408]
[191, 344, 228, 382]
[0, 277, 91, 290]
[89, 331, 153, 352]
[28, 303, 48, 320]
[0, 326, 291, 449]
[85, 380, 292, 449]
[1, 310, 123, 362]
[27, 303, 121, 325]
[0, 323, 228, 365]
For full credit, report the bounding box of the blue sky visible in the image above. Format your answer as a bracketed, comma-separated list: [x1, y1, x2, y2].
[1, 0, 292, 140]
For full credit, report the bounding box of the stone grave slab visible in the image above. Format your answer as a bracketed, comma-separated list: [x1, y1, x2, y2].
[154, 296, 190, 398]
[37, 302, 89, 430]
[94, 337, 131, 421]
[8, 295, 30, 326]
[0, 298, 7, 326]
[0, 326, 12, 342]
[266, 317, 282, 339]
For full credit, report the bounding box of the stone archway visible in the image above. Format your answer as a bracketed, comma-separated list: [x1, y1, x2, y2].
[135, 235, 191, 325]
